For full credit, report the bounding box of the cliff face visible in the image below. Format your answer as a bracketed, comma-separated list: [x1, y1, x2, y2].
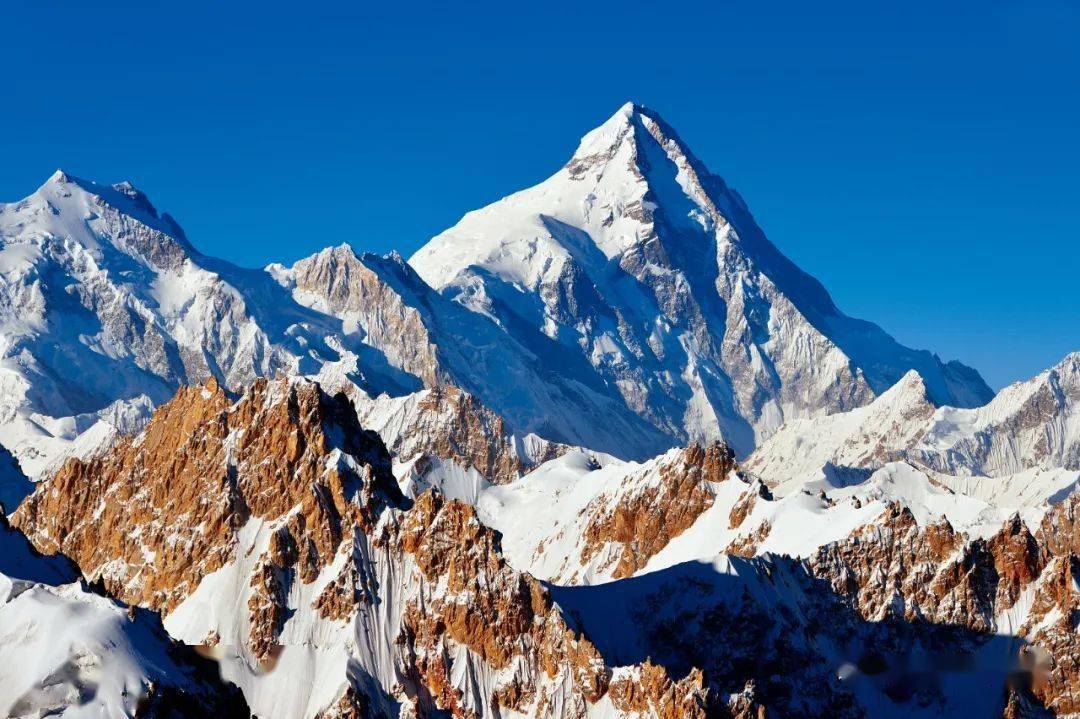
[14, 376, 400, 614]
[578, 443, 736, 579]
[1, 471, 249, 718]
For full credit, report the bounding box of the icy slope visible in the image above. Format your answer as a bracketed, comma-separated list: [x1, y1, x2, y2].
[411, 102, 992, 456]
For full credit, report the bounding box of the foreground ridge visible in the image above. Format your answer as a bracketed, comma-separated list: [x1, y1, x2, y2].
[12, 377, 710, 718]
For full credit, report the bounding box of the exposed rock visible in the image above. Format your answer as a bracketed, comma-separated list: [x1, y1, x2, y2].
[608, 662, 708, 719]
[14, 376, 401, 612]
[579, 443, 735, 578]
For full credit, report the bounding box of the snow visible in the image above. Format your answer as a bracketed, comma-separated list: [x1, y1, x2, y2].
[0, 110, 1073, 719]
[406, 443, 1079, 590]
[0, 516, 220, 719]
[0, 172, 423, 487]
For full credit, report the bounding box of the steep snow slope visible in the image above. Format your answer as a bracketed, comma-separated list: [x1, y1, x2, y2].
[745, 370, 938, 485]
[0, 515, 245, 718]
[411, 102, 992, 456]
[0, 172, 417, 479]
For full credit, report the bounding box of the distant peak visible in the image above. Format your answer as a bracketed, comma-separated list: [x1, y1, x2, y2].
[328, 242, 357, 256]
[876, 369, 933, 407]
[39, 171, 158, 218]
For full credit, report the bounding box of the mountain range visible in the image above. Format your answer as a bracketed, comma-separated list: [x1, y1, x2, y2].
[0, 103, 1076, 718]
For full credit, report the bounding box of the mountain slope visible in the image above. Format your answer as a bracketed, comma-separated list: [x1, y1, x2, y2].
[398, 440, 1080, 716]
[913, 351, 1080, 476]
[271, 245, 670, 458]
[410, 102, 992, 455]
[13, 377, 705, 719]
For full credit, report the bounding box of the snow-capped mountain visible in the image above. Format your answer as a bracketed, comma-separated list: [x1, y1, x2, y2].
[747, 351, 1080, 484]
[411, 102, 992, 456]
[12, 377, 707, 719]
[271, 245, 668, 458]
[12, 366, 1080, 716]
[913, 351, 1080, 476]
[0, 172, 421, 478]
[0, 101, 996, 482]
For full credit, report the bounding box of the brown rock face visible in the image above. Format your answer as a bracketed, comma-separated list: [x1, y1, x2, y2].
[12, 375, 714, 718]
[809, 504, 975, 626]
[608, 662, 708, 719]
[385, 491, 613, 714]
[580, 443, 736, 578]
[1038, 491, 1080, 557]
[14, 377, 401, 615]
[725, 519, 772, 558]
[800, 501, 1080, 716]
[808, 504, 1055, 631]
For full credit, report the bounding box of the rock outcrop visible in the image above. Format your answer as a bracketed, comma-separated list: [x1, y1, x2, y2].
[579, 443, 735, 578]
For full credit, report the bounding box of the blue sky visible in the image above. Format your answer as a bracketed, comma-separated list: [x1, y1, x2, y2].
[2, 1, 1076, 389]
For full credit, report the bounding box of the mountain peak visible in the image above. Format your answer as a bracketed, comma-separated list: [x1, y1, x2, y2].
[46, 168, 71, 185]
[568, 101, 673, 167]
[36, 170, 162, 221]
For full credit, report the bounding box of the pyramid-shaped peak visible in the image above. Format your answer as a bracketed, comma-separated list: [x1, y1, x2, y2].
[604, 101, 666, 126]
[46, 168, 71, 185]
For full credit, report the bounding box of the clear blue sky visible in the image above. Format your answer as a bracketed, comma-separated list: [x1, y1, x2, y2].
[3, 1, 1077, 389]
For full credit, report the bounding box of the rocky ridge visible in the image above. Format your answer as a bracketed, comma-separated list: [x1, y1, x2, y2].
[749, 353, 1080, 485]
[13, 377, 711, 719]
